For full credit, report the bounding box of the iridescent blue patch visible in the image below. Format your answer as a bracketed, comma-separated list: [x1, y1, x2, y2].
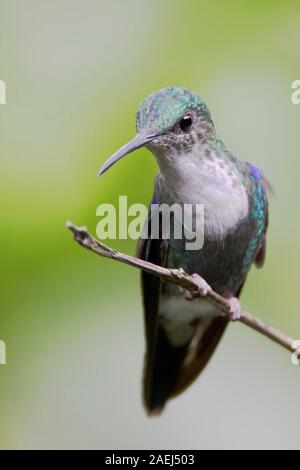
[247, 162, 263, 180]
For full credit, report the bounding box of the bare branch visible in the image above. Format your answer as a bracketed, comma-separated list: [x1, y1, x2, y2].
[66, 220, 297, 355]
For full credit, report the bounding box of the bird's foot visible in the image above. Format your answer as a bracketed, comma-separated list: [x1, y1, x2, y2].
[227, 297, 242, 321]
[184, 273, 211, 300]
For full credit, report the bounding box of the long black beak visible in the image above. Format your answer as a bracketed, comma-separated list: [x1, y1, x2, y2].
[97, 133, 157, 176]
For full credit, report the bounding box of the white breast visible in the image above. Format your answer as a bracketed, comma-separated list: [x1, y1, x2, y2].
[156, 152, 248, 239]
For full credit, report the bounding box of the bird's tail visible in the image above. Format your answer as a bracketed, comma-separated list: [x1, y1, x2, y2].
[143, 316, 227, 415]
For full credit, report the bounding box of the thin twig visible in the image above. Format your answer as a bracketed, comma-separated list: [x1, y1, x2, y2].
[66, 220, 297, 355]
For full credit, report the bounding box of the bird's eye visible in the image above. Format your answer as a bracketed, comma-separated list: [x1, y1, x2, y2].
[179, 114, 193, 132]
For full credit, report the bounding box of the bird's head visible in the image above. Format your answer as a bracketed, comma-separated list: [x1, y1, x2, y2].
[97, 86, 215, 176]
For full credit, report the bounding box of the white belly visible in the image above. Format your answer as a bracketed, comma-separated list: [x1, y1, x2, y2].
[159, 291, 220, 346]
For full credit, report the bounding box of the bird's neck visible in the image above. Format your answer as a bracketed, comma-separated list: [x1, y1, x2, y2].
[153, 142, 249, 239]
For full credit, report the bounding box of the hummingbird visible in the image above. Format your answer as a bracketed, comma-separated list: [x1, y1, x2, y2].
[98, 86, 269, 415]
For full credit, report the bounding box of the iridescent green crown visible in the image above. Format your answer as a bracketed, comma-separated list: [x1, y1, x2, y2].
[136, 86, 212, 133]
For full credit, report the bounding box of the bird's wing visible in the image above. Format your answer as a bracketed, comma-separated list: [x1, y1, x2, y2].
[136, 213, 163, 369]
[255, 225, 268, 268]
[246, 163, 269, 269]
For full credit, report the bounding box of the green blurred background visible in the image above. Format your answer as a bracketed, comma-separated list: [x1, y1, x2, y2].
[0, 0, 300, 450]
